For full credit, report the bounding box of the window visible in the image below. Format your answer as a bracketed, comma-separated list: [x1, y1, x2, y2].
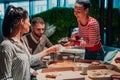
[66, 0, 75, 8]
[9, 2, 29, 13]
[34, 0, 47, 14]
[0, 4, 4, 18]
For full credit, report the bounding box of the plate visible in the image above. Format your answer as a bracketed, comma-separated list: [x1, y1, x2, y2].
[60, 48, 85, 54]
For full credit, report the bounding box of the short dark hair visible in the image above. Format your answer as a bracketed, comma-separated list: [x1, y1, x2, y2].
[31, 17, 45, 27]
[76, 0, 91, 9]
[2, 5, 28, 37]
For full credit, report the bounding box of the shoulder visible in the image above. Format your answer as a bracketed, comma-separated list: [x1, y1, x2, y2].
[88, 17, 99, 28]
[42, 34, 48, 39]
[0, 39, 14, 51]
[0, 40, 15, 58]
[23, 33, 31, 39]
[40, 34, 50, 42]
[22, 33, 31, 42]
[89, 16, 99, 24]
[1, 39, 12, 46]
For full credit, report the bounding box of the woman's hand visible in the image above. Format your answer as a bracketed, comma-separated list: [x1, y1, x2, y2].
[58, 37, 74, 47]
[32, 71, 38, 77]
[45, 45, 58, 54]
[80, 40, 86, 47]
[40, 45, 58, 59]
[62, 41, 74, 48]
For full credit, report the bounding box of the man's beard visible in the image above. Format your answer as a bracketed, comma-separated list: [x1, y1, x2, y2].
[33, 32, 42, 38]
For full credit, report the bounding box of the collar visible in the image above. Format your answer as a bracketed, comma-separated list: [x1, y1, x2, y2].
[30, 33, 42, 44]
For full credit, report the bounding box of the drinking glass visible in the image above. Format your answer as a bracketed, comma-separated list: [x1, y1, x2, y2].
[80, 63, 89, 75]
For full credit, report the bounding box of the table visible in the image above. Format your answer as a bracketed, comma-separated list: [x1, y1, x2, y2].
[36, 59, 120, 80]
[36, 67, 119, 80]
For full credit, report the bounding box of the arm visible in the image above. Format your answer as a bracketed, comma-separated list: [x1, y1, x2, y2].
[39, 45, 58, 59]
[80, 22, 101, 47]
[22, 38, 57, 66]
[30, 68, 38, 77]
[0, 46, 13, 79]
[58, 37, 75, 47]
[30, 45, 58, 66]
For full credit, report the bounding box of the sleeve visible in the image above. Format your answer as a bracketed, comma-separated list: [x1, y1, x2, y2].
[30, 53, 42, 66]
[44, 36, 56, 59]
[22, 38, 43, 66]
[0, 47, 13, 79]
[30, 68, 35, 74]
[85, 21, 101, 47]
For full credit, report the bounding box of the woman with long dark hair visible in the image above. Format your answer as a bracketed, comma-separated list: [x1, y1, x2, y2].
[0, 5, 58, 80]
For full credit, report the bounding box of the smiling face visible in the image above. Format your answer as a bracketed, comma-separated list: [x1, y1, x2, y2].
[74, 2, 89, 20]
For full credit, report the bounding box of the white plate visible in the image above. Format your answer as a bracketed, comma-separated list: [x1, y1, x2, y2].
[60, 48, 85, 54]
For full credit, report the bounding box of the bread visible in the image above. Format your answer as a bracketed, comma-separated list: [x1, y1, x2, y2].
[88, 73, 101, 79]
[45, 74, 56, 78]
[49, 60, 76, 67]
[91, 61, 100, 66]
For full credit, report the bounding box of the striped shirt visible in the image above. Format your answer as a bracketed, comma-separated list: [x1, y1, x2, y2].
[0, 39, 41, 80]
[78, 16, 102, 50]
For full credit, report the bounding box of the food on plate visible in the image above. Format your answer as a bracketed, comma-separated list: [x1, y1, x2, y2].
[91, 61, 100, 66]
[88, 70, 109, 79]
[88, 73, 102, 79]
[45, 74, 57, 78]
[48, 60, 76, 67]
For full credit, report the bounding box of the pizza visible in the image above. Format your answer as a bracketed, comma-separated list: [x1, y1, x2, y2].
[48, 60, 76, 67]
